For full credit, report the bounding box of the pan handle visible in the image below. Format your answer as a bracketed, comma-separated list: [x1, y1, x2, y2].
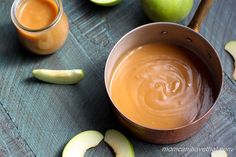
[188, 0, 214, 32]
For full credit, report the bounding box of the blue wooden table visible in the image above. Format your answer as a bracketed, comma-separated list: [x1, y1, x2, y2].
[0, 0, 236, 156]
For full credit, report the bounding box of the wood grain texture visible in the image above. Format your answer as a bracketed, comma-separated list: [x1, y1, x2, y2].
[0, 102, 35, 157]
[0, 0, 235, 157]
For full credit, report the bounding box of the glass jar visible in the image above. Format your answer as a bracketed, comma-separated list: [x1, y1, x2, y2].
[11, 0, 69, 55]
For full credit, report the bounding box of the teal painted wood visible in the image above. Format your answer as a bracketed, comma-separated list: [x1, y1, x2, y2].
[0, 0, 236, 157]
[0, 102, 35, 157]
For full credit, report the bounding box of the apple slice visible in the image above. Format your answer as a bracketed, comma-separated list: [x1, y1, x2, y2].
[32, 69, 84, 84]
[104, 129, 135, 157]
[225, 40, 236, 80]
[90, 0, 122, 6]
[62, 130, 103, 157]
[211, 150, 227, 157]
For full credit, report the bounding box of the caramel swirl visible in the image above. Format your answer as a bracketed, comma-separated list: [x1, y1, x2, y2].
[110, 43, 212, 129]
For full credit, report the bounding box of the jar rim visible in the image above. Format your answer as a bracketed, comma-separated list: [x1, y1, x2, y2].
[11, 0, 63, 33]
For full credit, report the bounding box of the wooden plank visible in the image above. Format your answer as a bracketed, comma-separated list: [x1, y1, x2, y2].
[0, 0, 235, 156]
[201, 0, 236, 81]
[0, 102, 35, 157]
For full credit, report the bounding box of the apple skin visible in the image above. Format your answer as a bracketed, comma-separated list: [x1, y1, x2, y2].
[141, 0, 194, 22]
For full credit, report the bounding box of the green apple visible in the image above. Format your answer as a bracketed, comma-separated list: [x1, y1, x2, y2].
[90, 0, 122, 6]
[32, 69, 84, 84]
[62, 130, 104, 157]
[141, 0, 194, 22]
[104, 129, 135, 157]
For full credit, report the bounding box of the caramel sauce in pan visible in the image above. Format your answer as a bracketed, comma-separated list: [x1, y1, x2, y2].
[109, 43, 213, 129]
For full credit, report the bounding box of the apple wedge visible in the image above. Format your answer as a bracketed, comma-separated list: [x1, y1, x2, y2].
[225, 40, 236, 80]
[62, 130, 103, 157]
[90, 0, 122, 6]
[104, 129, 135, 157]
[211, 150, 227, 157]
[32, 69, 84, 84]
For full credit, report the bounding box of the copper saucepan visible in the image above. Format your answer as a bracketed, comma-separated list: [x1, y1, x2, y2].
[104, 0, 223, 144]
